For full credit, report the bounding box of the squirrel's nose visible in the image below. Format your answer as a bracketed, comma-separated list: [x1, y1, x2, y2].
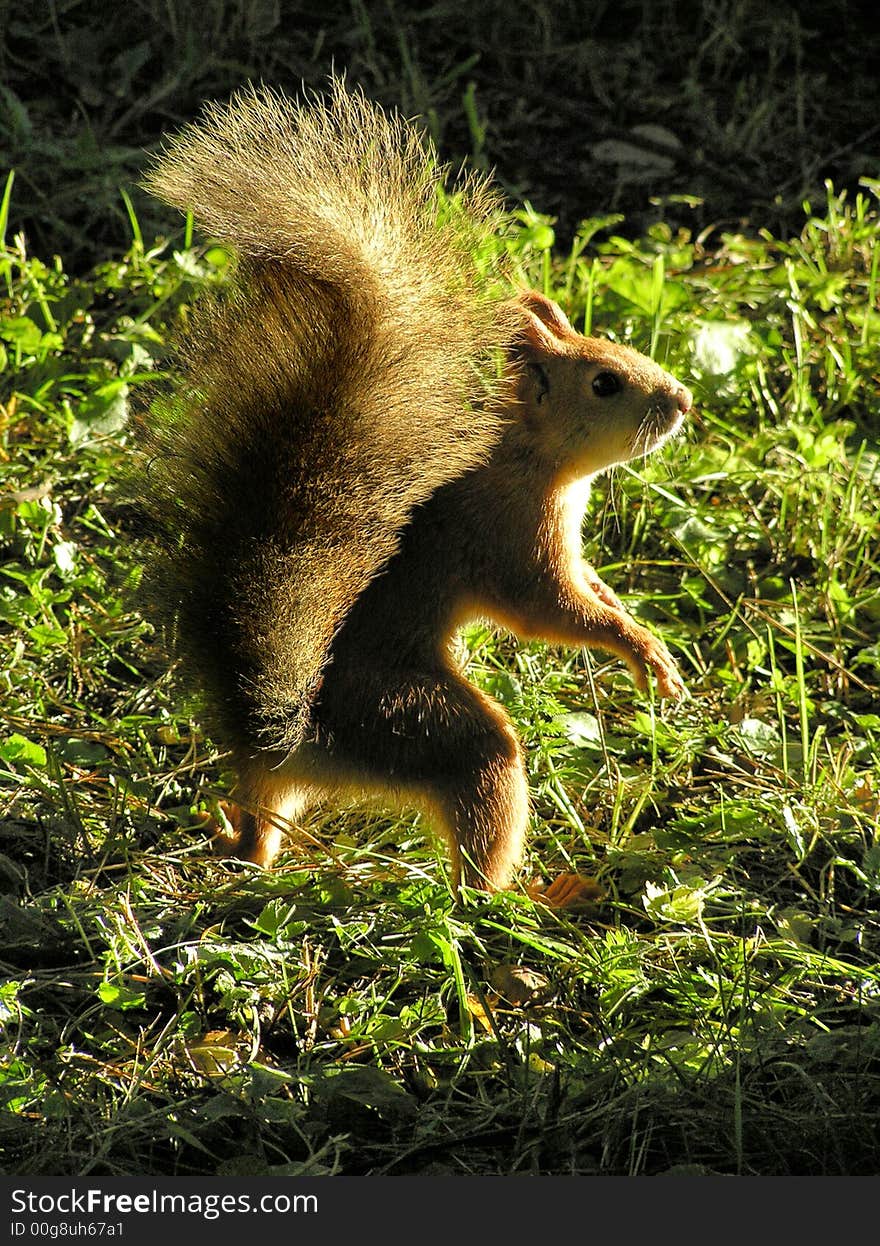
[676, 385, 693, 415]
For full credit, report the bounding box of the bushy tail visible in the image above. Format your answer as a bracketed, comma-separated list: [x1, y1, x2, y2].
[139, 80, 513, 752]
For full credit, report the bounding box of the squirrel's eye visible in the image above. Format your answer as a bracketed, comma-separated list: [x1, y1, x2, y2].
[592, 371, 621, 398]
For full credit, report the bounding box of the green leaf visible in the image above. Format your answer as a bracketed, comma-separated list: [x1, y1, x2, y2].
[691, 320, 751, 376]
[54, 737, 111, 767]
[734, 717, 782, 758]
[97, 979, 147, 1010]
[410, 930, 446, 964]
[313, 1065, 418, 1123]
[559, 710, 604, 750]
[52, 540, 78, 579]
[0, 316, 43, 352]
[643, 879, 715, 924]
[0, 734, 47, 767]
[69, 381, 130, 446]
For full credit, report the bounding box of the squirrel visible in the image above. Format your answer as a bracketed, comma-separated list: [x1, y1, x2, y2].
[139, 80, 692, 896]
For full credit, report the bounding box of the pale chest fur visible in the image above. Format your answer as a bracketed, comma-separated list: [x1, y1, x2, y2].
[558, 476, 593, 558]
[536, 475, 594, 571]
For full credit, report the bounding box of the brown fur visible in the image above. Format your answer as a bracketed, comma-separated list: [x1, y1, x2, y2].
[139, 81, 692, 890]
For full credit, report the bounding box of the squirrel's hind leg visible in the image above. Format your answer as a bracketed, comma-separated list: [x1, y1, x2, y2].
[433, 728, 530, 891]
[313, 668, 530, 891]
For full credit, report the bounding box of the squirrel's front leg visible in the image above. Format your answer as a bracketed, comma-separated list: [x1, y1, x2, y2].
[570, 562, 685, 698]
[516, 573, 685, 699]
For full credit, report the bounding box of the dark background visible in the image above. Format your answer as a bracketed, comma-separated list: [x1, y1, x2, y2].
[2, 0, 879, 268]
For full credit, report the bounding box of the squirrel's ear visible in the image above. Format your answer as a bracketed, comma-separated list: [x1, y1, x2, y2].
[511, 290, 576, 358]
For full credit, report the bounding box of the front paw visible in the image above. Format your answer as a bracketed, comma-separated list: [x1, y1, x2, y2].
[636, 633, 686, 700]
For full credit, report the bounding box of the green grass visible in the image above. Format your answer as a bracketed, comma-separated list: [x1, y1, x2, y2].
[2, 176, 880, 1176]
